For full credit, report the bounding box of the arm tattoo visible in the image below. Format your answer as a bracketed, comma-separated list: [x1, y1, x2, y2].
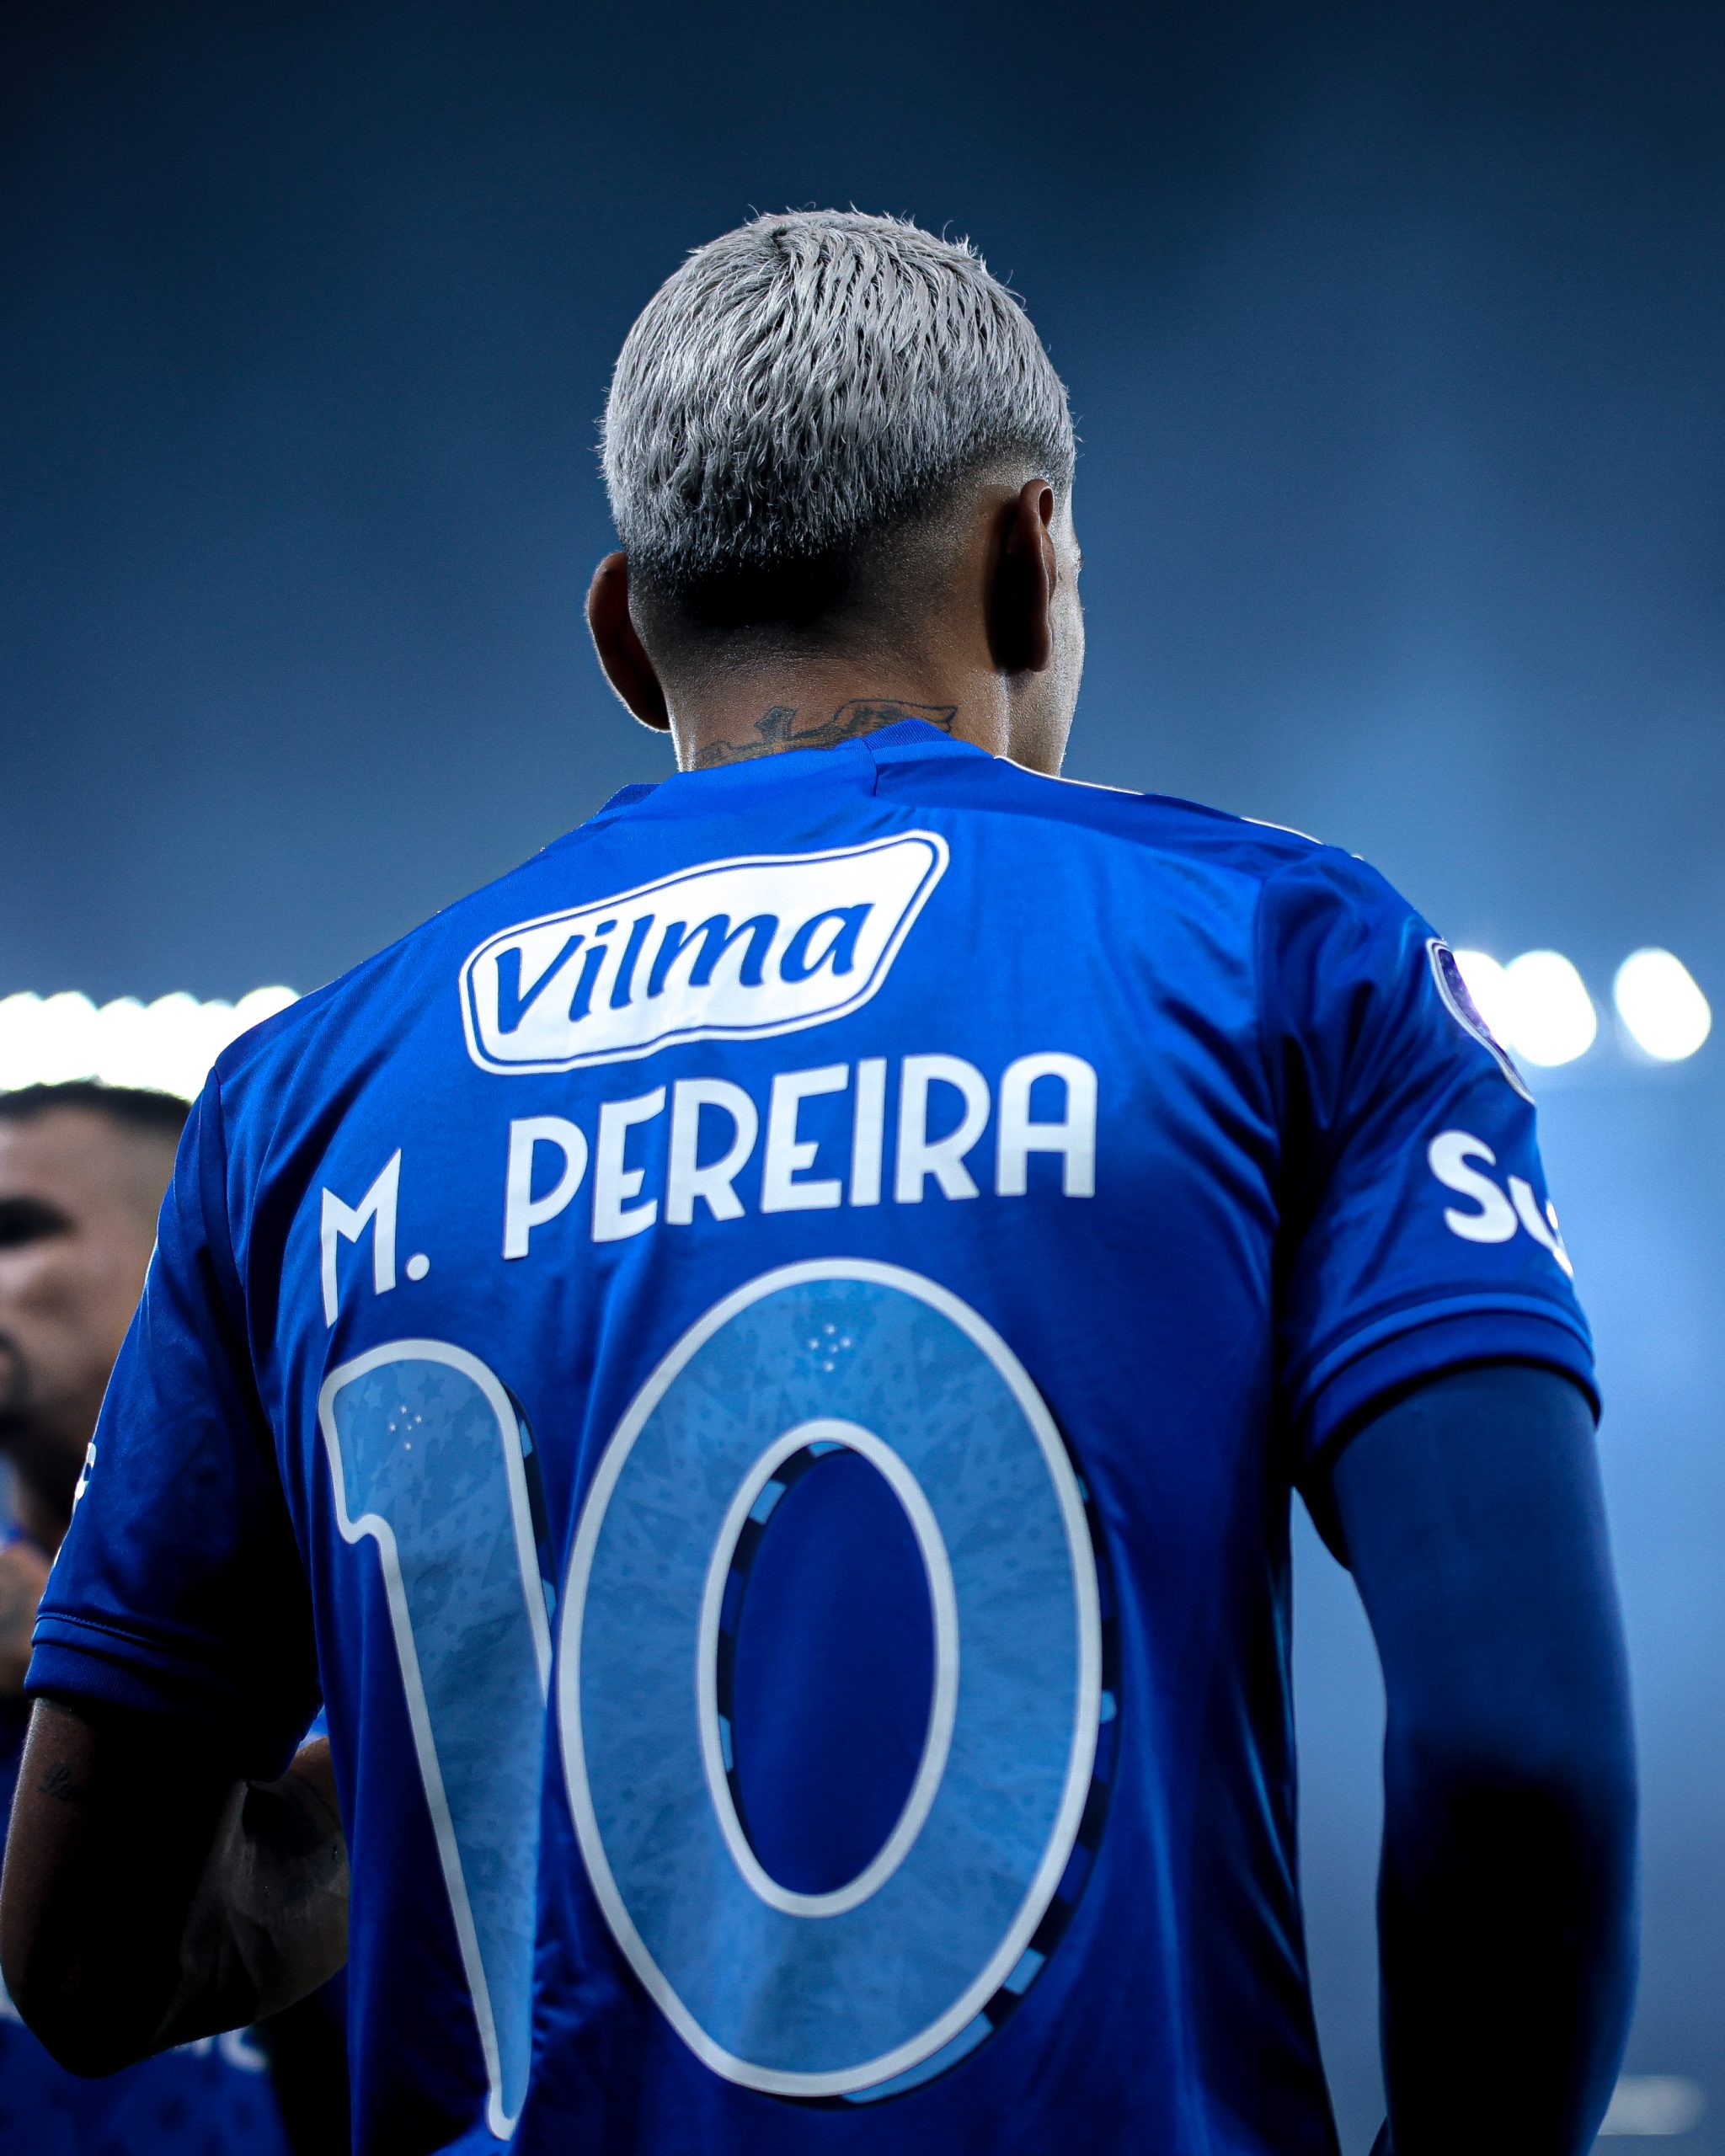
[36, 1759, 91, 1805]
[691, 698, 956, 769]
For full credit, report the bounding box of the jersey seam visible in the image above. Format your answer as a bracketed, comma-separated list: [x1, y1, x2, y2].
[199, 1073, 286, 1476]
[203, 1070, 247, 1321]
[30, 1609, 254, 1690]
[874, 753, 1334, 882]
[1250, 867, 1287, 1139]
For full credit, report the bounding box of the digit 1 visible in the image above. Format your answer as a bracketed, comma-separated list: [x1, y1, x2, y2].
[319, 1341, 551, 2137]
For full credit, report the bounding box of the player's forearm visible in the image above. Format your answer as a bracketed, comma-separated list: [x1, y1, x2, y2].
[4, 1697, 211, 2072]
[1, 1701, 346, 2075]
[152, 1734, 349, 2052]
[1331, 1366, 1638, 2156]
[1375, 1737, 1637, 2153]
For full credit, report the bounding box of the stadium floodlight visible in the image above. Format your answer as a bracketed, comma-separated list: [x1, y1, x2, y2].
[1598, 2075, 1708, 2137]
[1450, 950, 1514, 1043]
[1499, 951, 1597, 1067]
[0, 986, 300, 1099]
[1612, 948, 1711, 1062]
[232, 985, 300, 1028]
[3, 991, 87, 1091]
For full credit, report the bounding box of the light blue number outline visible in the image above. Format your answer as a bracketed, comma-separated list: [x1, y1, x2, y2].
[557, 1258, 1102, 2100]
[318, 1340, 552, 2140]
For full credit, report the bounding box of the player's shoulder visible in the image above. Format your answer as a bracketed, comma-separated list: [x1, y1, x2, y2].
[912, 753, 1437, 985]
[900, 742, 1389, 898]
[206, 832, 593, 1098]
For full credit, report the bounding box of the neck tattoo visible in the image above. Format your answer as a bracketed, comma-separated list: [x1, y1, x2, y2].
[690, 698, 956, 770]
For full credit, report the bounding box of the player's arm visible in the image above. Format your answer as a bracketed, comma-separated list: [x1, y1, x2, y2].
[1329, 1362, 1637, 2156]
[0, 1702, 347, 2076]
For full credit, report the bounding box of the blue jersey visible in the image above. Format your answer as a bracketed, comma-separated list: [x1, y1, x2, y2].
[0, 1696, 292, 2156]
[31, 722, 1595, 2155]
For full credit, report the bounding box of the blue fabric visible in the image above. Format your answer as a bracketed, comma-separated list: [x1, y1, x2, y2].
[0, 1700, 292, 2156]
[29, 723, 1594, 2154]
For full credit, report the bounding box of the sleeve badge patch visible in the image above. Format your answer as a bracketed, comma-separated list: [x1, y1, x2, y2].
[1427, 938, 1535, 1103]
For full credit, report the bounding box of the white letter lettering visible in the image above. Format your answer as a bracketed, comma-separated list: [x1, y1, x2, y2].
[850, 1057, 887, 1206]
[761, 1065, 847, 1211]
[593, 1090, 666, 1242]
[503, 1117, 590, 1258]
[666, 1080, 759, 1224]
[895, 1055, 990, 1203]
[321, 1151, 401, 1325]
[1428, 1130, 1517, 1243]
[1508, 1175, 1576, 1278]
[996, 1054, 1097, 1197]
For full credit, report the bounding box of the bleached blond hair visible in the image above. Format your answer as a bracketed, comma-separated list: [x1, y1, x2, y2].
[602, 211, 1073, 614]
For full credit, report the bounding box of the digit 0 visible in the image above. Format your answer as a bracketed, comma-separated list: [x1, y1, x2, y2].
[560, 1261, 1116, 2102]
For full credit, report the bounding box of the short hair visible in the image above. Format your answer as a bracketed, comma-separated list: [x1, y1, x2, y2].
[0, 1081, 190, 1145]
[602, 211, 1075, 627]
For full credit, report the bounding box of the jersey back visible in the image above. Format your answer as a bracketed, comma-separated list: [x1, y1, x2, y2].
[34, 723, 1595, 2154]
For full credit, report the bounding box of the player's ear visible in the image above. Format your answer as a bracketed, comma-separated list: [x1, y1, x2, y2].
[986, 479, 1058, 676]
[586, 553, 671, 733]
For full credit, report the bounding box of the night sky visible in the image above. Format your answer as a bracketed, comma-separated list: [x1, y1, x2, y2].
[5, 4, 1723, 2143]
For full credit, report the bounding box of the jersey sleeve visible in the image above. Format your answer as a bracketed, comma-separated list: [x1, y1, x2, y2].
[1259, 848, 1597, 1478]
[27, 1078, 318, 1777]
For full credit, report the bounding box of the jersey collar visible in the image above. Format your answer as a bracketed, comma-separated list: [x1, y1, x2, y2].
[584, 719, 987, 827]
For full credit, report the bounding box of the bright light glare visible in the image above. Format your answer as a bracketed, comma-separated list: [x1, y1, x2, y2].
[1613, 948, 1711, 1062]
[1450, 950, 1514, 1042]
[1599, 2074, 1707, 2136]
[0, 987, 299, 1100]
[1500, 951, 1597, 1067]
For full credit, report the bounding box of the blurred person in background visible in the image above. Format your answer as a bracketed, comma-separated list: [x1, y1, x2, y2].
[0, 1081, 344, 2154]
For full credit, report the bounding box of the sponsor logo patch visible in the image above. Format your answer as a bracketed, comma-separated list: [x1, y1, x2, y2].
[1427, 937, 1533, 1102]
[461, 833, 948, 1074]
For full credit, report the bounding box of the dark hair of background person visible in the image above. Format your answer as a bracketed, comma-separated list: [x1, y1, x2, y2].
[0, 1081, 190, 1144]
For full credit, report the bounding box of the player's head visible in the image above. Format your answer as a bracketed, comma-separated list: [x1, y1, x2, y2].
[0, 1082, 187, 1532]
[591, 211, 1082, 770]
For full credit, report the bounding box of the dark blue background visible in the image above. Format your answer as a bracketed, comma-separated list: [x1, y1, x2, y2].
[3, 4, 1722, 2143]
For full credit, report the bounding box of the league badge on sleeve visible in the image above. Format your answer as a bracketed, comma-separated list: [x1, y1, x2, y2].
[1426, 938, 1534, 1102]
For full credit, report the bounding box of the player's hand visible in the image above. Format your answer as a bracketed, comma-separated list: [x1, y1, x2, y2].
[0, 1540, 51, 1699]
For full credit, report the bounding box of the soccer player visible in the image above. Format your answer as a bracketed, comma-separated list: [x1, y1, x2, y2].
[3, 214, 1635, 2154]
[0, 1082, 295, 2153]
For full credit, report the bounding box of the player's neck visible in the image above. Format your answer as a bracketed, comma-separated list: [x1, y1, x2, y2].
[665, 667, 1009, 773]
